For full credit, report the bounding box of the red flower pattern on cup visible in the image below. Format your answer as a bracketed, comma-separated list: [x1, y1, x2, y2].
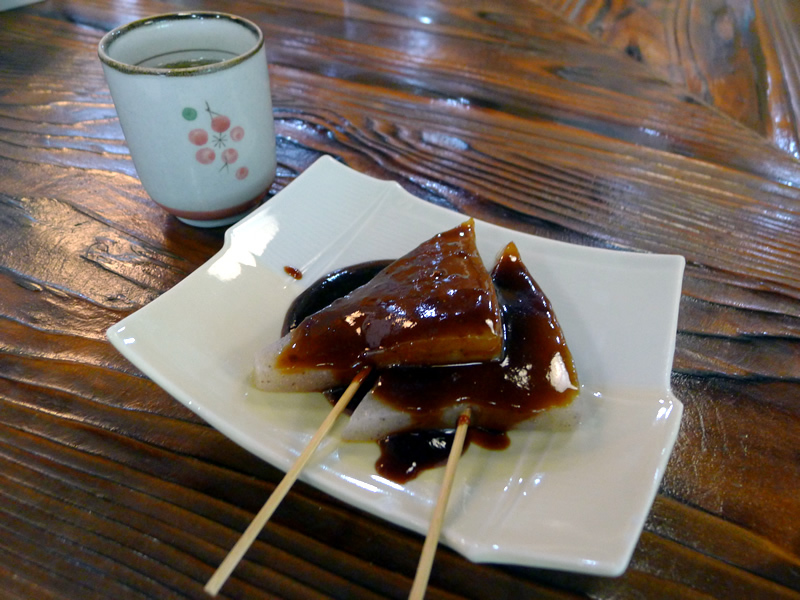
[222, 148, 238, 164]
[188, 129, 208, 146]
[211, 115, 231, 134]
[183, 102, 248, 179]
[196, 147, 215, 164]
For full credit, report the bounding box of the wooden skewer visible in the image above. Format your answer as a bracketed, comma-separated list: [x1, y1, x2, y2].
[408, 408, 471, 600]
[204, 367, 372, 597]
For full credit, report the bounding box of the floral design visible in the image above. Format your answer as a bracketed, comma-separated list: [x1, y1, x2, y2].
[183, 102, 249, 180]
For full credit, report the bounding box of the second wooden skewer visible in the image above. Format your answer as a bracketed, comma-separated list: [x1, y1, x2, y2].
[408, 408, 472, 600]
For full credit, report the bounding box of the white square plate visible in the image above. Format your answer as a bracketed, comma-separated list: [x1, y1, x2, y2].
[108, 156, 685, 576]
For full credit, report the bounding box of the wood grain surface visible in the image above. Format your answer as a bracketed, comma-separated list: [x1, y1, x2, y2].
[1, 1, 798, 599]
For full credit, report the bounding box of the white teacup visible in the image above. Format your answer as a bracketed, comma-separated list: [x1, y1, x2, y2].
[99, 12, 276, 227]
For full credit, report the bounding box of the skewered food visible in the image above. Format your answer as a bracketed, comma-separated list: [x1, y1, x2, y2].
[342, 242, 579, 443]
[254, 220, 503, 392]
[253, 222, 580, 482]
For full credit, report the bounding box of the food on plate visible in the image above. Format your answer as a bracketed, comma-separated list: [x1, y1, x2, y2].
[342, 241, 579, 442]
[342, 242, 580, 480]
[253, 222, 580, 482]
[254, 220, 503, 392]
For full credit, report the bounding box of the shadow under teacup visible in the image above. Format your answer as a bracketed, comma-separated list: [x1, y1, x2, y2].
[99, 12, 276, 227]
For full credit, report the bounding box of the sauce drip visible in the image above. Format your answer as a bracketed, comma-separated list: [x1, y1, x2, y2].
[377, 428, 509, 484]
[283, 265, 303, 280]
[377, 429, 460, 483]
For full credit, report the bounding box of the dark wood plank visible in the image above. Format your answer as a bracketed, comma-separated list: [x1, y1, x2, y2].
[540, 0, 800, 158]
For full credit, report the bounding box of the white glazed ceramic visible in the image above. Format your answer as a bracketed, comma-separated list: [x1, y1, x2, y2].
[99, 12, 276, 227]
[107, 156, 686, 576]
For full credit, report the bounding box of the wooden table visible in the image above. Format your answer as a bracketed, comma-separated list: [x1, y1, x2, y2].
[2, 1, 798, 598]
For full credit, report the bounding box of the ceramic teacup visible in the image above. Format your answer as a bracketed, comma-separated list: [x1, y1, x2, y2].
[99, 12, 276, 227]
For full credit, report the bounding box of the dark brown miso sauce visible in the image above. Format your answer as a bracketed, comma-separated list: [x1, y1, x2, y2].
[281, 261, 391, 335]
[283, 265, 303, 280]
[377, 428, 510, 484]
[282, 245, 578, 483]
[378, 429, 459, 484]
[282, 261, 390, 411]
